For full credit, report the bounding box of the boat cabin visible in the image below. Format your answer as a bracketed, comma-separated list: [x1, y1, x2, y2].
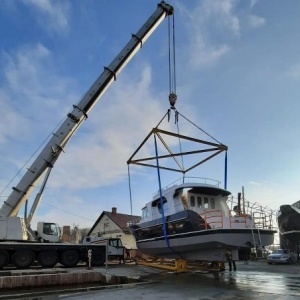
[141, 182, 231, 222]
[139, 180, 255, 230]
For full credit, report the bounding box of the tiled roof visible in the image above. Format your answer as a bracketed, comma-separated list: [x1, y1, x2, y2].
[105, 211, 140, 232]
[87, 209, 140, 236]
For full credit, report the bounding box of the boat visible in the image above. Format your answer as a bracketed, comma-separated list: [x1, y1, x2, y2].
[277, 200, 300, 253]
[130, 177, 276, 262]
[277, 200, 300, 234]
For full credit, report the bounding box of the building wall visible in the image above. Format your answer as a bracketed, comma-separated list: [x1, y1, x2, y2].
[117, 233, 137, 250]
[90, 215, 120, 236]
[89, 214, 138, 250]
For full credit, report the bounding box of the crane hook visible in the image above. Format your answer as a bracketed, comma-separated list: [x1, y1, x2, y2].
[169, 92, 177, 108]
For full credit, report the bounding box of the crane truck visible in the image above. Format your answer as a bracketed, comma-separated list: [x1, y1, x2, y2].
[0, 1, 173, 269]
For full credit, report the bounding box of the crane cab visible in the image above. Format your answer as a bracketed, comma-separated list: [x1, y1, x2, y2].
[36, 222, 61, 243]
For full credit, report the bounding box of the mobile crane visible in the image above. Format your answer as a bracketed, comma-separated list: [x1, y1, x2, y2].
[0, 1, 173, 269]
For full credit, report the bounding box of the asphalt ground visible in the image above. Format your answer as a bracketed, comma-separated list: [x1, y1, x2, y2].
[2, 260, 300, 300]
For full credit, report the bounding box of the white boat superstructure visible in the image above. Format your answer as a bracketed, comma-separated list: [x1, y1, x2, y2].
[130, 178, 276, 262]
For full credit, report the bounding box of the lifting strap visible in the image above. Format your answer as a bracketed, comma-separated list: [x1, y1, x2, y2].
[154, 134, 183, 259]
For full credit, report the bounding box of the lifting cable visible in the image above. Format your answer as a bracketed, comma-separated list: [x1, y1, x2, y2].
[177, 112, 222, 144]
[176, 111, 228, 189]
[175, 111, 228, 189]
[128, 165, 133, 216]
[0, 109, 74, 198]
[156, 13, 183, 258]
[128, 13, 227, 260]
[167, 13, 185, 178]
[0, 129, 56, 197]
[127, 15, 177, 217]
[175, 113, 185, 180]
[168, 13, 177, 109]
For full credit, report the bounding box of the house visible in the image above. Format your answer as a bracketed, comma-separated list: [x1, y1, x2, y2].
[88, 207, 140, 251]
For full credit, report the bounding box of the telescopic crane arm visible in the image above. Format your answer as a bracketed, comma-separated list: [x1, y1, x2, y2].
[0, 1, 173, 219]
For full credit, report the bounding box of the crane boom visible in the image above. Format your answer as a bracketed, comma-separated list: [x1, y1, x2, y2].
[0, 1, 173, 219]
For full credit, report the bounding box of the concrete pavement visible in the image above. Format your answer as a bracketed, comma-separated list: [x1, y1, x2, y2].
[1, 260, 300, 299]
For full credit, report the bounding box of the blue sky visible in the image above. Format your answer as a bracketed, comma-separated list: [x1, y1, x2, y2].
[1, 0, 300, 231]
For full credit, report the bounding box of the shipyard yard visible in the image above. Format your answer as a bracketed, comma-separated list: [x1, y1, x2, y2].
[0, 260, 299, 300]
[1, 1, 300, 300]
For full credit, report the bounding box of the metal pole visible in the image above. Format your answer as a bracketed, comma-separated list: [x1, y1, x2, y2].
[87, 249, 93, 270]
[106, 239, 108, 270]
[224, 151, 227, 190]
[242, 186, 245, 214]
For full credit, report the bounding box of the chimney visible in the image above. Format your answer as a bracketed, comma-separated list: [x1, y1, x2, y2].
[237, 193, 241, 215]
[112, 207, 117, 214]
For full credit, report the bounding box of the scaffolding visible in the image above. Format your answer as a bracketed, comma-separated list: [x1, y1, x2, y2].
[227, 194, 280, 254]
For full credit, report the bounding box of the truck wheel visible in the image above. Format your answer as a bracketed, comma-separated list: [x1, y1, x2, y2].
[38, 250, 58, 268]
[60, 250, 79, 267]
[12, 249, 34, 269]
[0, 250, 9, 269]
[92, 251, 106, 266]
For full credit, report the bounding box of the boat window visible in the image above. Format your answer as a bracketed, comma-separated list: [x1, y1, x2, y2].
[152, 198, 166, 207]
[204, 197, 209, 209]
[197, 197, 202, 208]
[211, 198, 215, 209]
[142, 207, 149, 219]
[190, 196, 195, 207]
[158, 198, 167, 214]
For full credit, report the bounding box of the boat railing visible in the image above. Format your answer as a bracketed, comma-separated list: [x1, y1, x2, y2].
[253, 211, 273, 229]
[181, 177, 221, 186]
[199, 209, 224, 229]
[229, 212, 248, 228]
[153, 177, 221, 196]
